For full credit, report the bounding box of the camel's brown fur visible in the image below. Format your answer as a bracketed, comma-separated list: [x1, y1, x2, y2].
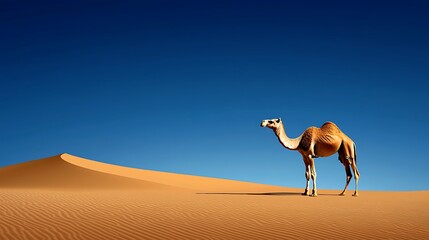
[261, 118, 360, 197]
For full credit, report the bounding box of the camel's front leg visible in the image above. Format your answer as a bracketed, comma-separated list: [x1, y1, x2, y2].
[302, 163, 310, 196]
[309, 156, 317, 197]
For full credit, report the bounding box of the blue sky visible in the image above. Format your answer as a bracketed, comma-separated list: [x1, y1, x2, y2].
[1, 0, 428, 191]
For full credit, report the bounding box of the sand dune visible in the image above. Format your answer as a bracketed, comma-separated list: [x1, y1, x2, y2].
[0, 154, 177, 190]
[0, 154, 428, 240]
[0, 153, 289, 192]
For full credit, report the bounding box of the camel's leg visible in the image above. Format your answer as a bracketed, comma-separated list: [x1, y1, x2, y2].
[302, 162, 311, 196]
[338, 153, 352, 196]
[308, 156, 317, 197]
[351, 159, 360, 196]
[340, 163, 352, 196]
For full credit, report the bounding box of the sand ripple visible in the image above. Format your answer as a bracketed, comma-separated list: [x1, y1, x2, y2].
[0, 190, 428, 240]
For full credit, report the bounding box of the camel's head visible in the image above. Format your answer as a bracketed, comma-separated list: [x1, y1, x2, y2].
[260, 118, 282, 129]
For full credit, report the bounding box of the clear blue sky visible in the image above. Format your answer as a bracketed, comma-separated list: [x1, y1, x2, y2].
[1, 0, 428, 191]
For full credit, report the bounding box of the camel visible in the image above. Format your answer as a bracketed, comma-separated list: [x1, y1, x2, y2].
[260, 118, 360, 197]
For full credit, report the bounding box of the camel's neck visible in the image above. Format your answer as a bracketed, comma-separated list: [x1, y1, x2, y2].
[273, 123, 301, 150]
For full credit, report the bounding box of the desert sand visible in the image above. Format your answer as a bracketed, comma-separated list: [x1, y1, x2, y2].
[0, 154, 428, 240]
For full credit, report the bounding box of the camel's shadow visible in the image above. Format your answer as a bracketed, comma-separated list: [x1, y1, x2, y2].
[197, 192, 341, 197]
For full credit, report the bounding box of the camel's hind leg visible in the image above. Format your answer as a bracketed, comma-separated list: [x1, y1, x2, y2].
[340, 142, 360, 196]
[339, 154, 352, 196]
[351, 158, 360, 196]
[338, 146, 352, 195]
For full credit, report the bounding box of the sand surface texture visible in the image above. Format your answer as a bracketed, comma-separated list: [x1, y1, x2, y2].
[1, 154, 428, 239]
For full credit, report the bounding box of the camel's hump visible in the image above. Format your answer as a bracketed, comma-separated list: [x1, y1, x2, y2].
[320, 121, 341, 134]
